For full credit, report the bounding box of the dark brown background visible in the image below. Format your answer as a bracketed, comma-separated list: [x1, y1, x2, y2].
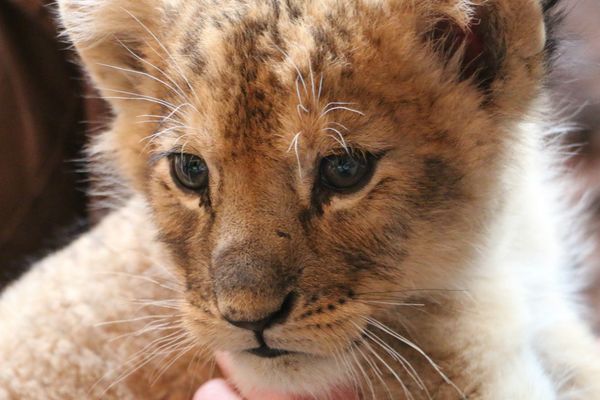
[0, 0, 108, 286]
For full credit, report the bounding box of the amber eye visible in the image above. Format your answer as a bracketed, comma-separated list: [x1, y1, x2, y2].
[170, 153, 209, 191]
[319, 152, 374, 192]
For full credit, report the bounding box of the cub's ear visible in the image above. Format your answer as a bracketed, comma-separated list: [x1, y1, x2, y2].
[57, 0, 174, 106]
[57, 0, 182, 192]
[424, 0, 548, 96]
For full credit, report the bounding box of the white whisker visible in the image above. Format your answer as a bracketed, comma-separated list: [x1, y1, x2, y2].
[375, 336, 427, 395]
[329, 121, 350, 132]
[121, 8, 199, 106]
[323, 127, 349, 152]
[320, 106, 365, 119]
[95, 314, 179, 328]
[353, 322, 415, 400]
[297, 103, 309, 116]
[95, 271, 183, 293]
[150, 340, 196, 385]
[287, 131, 303, 178]
[356, 343, 393, 399]
[349, 346, 377, 400]
[318, 72, 324, 102]
[273, 44, 308, 96]
[358, 300, 425, 307]
[296, 76, 309, 115]
[142, 126, 185, 149]
[97, 64, 182, 101]
[94, 328, 189, 395]
[366, 317, 465, 398]
[309, 59, 316, 103]
[363, 327, 430, 398]
[115, 37, 188, 100]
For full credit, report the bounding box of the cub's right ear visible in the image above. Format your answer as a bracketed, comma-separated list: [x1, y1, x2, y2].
[423, 0, 547, 101]
[57, 0, 172, 106]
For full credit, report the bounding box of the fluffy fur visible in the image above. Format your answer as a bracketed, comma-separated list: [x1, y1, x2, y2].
[0, 199, 211, 399]
[1, 0, 600, 399]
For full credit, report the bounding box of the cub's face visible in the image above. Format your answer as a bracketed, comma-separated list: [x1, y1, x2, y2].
[60, 0, 549, 395]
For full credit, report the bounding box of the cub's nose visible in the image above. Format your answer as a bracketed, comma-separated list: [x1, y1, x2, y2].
[222, 292, 296, 332]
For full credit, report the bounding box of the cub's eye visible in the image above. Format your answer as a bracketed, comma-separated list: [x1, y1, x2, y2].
[169, 153, 209, 191]
[319, 152, 375, 192]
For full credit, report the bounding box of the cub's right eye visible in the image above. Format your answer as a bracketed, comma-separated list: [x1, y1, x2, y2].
[169, 153, 209, 192]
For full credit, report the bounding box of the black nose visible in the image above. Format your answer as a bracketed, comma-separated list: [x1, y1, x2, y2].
[225, 292, 296, 332]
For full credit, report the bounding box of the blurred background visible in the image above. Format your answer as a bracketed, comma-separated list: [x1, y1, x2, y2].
[0, 0, 109, 286]
[0, 0, 599, 322]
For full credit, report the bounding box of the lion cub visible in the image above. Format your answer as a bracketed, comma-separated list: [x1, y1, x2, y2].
[2, 0, 600, 399]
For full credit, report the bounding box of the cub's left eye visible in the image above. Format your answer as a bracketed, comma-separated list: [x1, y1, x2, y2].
[169, 153, 209, 192]
[319, 152, 375, 193]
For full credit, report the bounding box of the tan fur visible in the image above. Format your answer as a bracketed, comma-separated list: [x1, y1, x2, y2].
[2, 0, 600, 399]
[0, 198, 211, 399]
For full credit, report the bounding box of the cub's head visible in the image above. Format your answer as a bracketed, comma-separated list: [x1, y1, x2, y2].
[59, 0, 554, 396]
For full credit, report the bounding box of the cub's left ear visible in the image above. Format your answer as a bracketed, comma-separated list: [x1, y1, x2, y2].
[424, 0, 549, 94]
[57, 0, 174, 108]
[57, 0, 179, 191]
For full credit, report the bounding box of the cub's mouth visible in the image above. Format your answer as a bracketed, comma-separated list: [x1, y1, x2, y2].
[246, 331, 297, 358]
[247, 346, 295, 358]
[183, 286, 371, 397]
[220, 292, 302, 358]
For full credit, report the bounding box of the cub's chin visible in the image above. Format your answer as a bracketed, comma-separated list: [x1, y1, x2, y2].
[226, 351, 352, 397]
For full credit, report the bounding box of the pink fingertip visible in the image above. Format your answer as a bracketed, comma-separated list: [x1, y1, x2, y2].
[194, 379, 241, 400]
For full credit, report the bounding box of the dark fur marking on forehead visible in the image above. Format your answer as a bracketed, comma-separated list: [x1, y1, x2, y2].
[181, 37, 207, 75]
[284, 0, 302, 21]
[322, 12, 355, 78]
[218, 16, 286, 148]
[325, 10, 352, 43]
[211, 17, 224, 30]
[310, 26, 341, 70]
[180, 15, 207, 75]
[221, 8, 243, 25]
[271, 0, 281, 19]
